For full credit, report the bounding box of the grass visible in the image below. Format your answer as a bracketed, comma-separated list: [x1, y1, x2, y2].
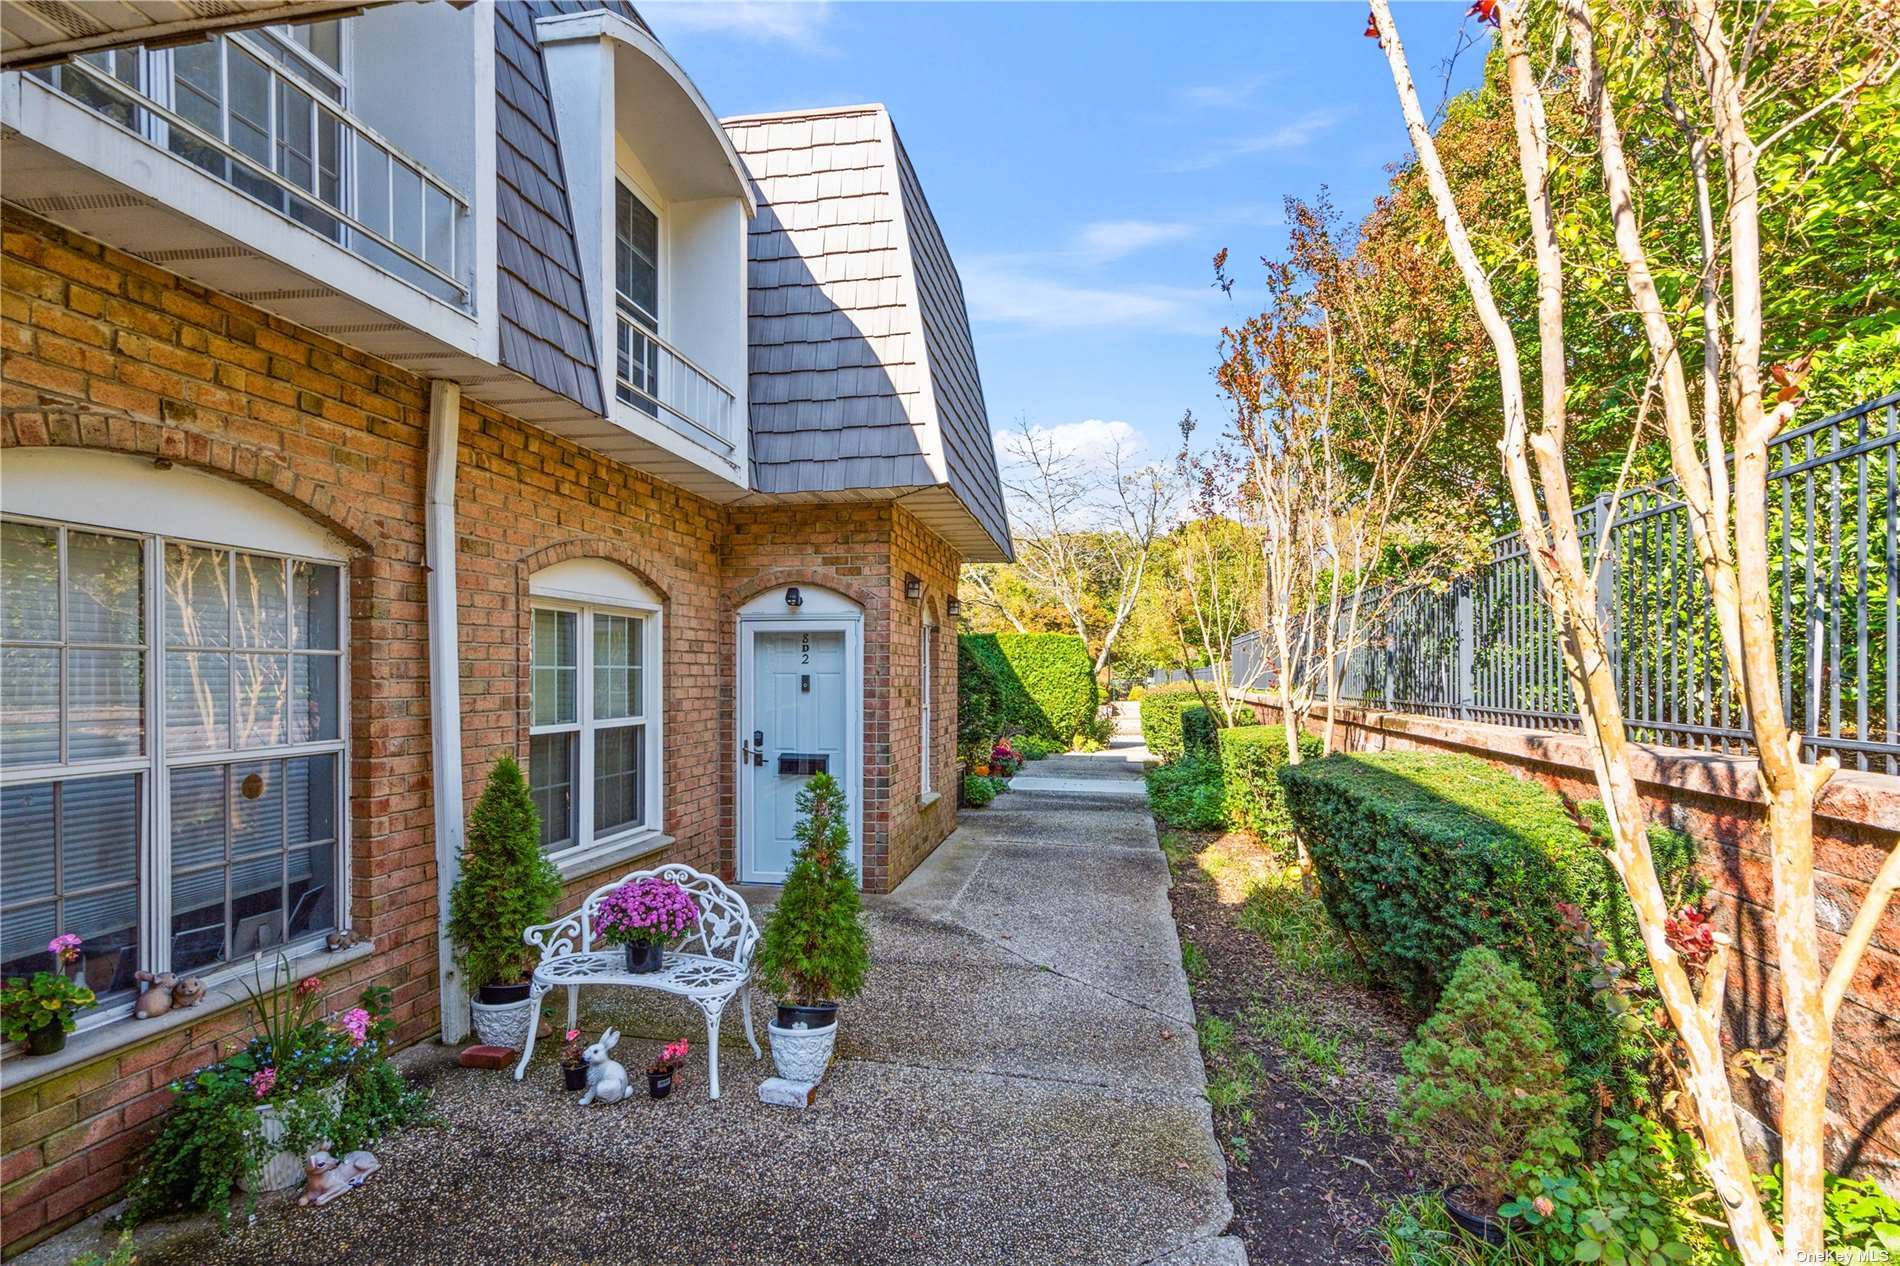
[1145, 755, 1227, 830]
[1233, 865, 1365, 986]
[1381, 1193, 1542, 1265]
[1197, 1014, 1265, 1166]
[1246, 1001, 1347, 1095]
[1181, 940, 1209, 982]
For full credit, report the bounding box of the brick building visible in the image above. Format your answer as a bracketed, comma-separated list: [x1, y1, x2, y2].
[0, 3, 1010, 1252]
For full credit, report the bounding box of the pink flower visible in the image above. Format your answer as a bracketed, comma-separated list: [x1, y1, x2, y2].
[249, 1067, 277, 1098]
[596, 877, 700, 945]
[662, 1039, 690, 1063]
[565, 1029, 581, 1043]
[338, 1007, 370, 1046]
[295, 975, 323, 998]
[47, 933, 82, 964]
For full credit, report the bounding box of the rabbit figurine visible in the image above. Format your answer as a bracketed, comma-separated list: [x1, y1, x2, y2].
[579, 1027, 633, 1105]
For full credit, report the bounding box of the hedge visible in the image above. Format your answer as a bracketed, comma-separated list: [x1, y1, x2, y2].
[1139, 685, 1213, 761]
[1278, 751, 1702, 1111]
[958, 633, 1098, 744]
[1217, 725, 1321, 846]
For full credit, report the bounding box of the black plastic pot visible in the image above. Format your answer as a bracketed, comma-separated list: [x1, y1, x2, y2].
[24, 1024, 65, 1057]
[624, 941, 665, 974]
[562, 1064, 588, 1092]
[775, 1002, 839, 1030]
[648, 1069, 674, 1099]
[477, 981, 531, 1005]
[1443, 1187, 1507, 1246]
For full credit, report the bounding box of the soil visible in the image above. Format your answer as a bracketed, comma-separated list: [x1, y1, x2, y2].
[1162, 827, 1421, 1265]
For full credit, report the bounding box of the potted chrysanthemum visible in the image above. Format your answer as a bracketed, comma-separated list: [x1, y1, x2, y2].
[596, 876, 700, 974]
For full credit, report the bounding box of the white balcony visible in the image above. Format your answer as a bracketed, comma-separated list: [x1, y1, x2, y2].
[615, 314, 739, 455]
[26, 41, 468, 306]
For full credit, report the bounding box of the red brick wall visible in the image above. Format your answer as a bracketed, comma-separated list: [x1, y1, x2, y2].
[1244, 695, 1900, 1187]
[0, 207, 972, 1251]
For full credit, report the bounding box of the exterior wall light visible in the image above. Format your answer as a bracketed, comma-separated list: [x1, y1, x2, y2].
[785, 587, 803, 607]
[904, 575, 922, 601]
[945, 598, 961, 618]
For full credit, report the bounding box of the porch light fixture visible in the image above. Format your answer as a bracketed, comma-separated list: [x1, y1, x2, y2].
[904, 575, 923, 601]
[945, 598, 962, 618]
[785, 587, 803, 607]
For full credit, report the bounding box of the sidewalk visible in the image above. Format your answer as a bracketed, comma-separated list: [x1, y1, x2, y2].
[61, 705, 1239, 1266]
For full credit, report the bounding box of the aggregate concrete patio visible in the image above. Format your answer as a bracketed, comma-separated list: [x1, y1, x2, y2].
[48, 707, 1241, 1266]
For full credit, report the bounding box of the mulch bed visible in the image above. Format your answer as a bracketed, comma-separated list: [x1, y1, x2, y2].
[1163, 827, 1421, 1263]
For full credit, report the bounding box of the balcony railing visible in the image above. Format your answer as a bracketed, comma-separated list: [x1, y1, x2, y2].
[616, 313, 738, 455]
[28, 39, 469, 307]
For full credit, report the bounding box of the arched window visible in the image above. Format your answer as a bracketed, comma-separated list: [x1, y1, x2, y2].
[0, 451, 350, 1018]
[527, 559, 664, 864]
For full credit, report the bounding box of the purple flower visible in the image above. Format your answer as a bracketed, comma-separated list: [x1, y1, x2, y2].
[596, 877, 701, 946]
[338, 1007, 371, 1046]
[250, 1066, 277, 1098]
[48, 933, 82, 965]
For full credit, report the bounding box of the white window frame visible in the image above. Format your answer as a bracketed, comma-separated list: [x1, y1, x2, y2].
[920, 619, 935, 799]
[0, 513, 350, 1033]
[526, 591, 665, 877]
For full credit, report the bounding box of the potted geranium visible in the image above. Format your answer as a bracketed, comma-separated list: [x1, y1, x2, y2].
[596, 875, 700, 974]
[648, 1039, 688, 1099]
[753, 773, 869, 1085]
[446, 755, 562, 1047]
[559, 1029, 588, 1091]
[3, 949, 96, 1056]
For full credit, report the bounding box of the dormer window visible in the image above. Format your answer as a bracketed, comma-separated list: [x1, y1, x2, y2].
[614, 181, 661, 417]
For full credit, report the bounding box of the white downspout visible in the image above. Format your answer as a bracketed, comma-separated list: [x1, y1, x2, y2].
[426, 379, 469, 1043]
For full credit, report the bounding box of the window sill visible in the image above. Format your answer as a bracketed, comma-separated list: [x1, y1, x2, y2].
[919, 791, 942, 809]
[551, 831, 674, 883]
[0, 938, 377, 1095]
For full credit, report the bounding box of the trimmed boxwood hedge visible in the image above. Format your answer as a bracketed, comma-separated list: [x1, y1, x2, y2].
[1217, 724, 1322, 846]
[958, 633, 1098, 744]
[1139, 686, 1211, 761]
[1278, 751, 1702, 1111]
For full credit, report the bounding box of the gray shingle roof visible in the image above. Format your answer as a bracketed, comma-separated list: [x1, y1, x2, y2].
[492, 1, 647, 414]
[725, 105, 1012, 560]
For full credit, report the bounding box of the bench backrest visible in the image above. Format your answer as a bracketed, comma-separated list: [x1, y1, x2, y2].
[574, 863, 760, 967]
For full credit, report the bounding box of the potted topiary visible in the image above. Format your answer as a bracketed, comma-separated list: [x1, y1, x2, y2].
[446, 755, 563, 1049]
[1392, 946, 1578, 1241]
[753, 773, 869, 1084]
[2, 958, 96, 1056]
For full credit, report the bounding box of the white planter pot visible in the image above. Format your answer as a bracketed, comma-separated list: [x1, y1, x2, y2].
[242, 1082, 344, 1193]
[767, 1019, 838, 1084]
[469, 996, 534, 1050]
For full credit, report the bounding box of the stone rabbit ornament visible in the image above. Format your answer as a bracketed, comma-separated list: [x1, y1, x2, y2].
[297, 1149, 382, 1206]
[133, 971, 207, 1019]
[579, 1027, 633, 1105]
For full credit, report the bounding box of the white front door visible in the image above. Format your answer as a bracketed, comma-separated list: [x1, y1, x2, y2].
[741, 626, 852, 882]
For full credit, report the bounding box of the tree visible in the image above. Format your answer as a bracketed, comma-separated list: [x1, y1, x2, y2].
[446, 755, 562, 990]
[999, 417, 1175, 677]
[1367, 1, 1898, 1257]
[754, 773, 868, 1007]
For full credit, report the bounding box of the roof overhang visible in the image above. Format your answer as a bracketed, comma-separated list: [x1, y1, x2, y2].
[0, 1, 401, 71]
[535, 8, 755, 216]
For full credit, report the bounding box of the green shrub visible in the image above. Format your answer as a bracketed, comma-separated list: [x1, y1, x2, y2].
[1145, 755, 1227, 829]
[962, 772, 998, 806]
[1278, 751, 1701, 1116]
[957, 634, 1004, 750]
[957, 633, 1097, 743]
[754, 773, 868, 1006]
[1502, 1116, 1727, 1266]
[1015, 735, 1059, 760]
[447, 755, 562, 989]
[1758, 1167, 1900, 1255]
[1394, 947, 1578, 1210]
[1217, 725, 1320, 848]
[1140, 685, 1219, 762]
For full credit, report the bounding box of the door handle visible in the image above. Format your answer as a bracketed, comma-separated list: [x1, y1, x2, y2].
[744, 732, 765, 767]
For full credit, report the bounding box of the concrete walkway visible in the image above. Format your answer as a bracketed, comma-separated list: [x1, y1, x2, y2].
[64, 705, 1238, 1266]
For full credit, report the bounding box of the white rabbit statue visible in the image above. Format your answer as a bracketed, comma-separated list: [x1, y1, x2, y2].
[579, 1027, 633, 1105]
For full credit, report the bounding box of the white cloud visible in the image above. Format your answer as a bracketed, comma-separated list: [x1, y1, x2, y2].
[1072, 219, 1193, 263]
[962, 255, 1220, 335]
[1179, 76, 1266, 110]
[995, 418, 1144, 465]
[1164, 108, 1347, 173]
[639, 1, 835, 51]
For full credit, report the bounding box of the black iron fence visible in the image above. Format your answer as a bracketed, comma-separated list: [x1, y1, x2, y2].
[1230, 392, 1900, 775]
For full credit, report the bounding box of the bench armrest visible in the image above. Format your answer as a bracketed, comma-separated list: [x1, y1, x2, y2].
[522, 911, 587, 960]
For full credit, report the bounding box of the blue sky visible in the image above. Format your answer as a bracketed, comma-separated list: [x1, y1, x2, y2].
[643, 1, 1488, 465]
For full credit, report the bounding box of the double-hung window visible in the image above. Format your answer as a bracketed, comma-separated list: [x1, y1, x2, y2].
[921, 621, 935, 797]
[527, 587, 662, 862]
[614, 181, 661, 418]
[0, 515, 347, 1015]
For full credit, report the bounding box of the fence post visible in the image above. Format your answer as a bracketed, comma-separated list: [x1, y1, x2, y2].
[1455, 580, 1474, 721]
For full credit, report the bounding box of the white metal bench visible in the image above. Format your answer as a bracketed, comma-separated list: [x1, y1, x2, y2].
[512, 863, 762, 1099]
